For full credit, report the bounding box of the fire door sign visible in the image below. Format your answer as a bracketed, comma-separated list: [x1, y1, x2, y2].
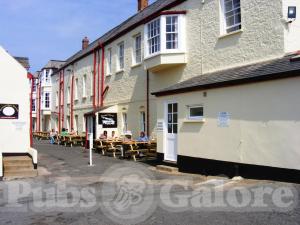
[0, 104, 19, 119]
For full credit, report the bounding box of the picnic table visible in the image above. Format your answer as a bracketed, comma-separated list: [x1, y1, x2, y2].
[33, 131, 50, 140]
[57, 134, 86, 147]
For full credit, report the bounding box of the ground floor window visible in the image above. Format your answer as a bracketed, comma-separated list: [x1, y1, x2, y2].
[188, 105, 204, 120]
[122, 113, 128, 133]
[140, 111, 146, 132]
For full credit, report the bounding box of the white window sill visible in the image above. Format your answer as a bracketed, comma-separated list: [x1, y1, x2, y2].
[131, 63, 142, 68]
[116, 69, 125, 74]
[183, 118, 206, 123]
[144, 50, 185, 61]
[219, 29, 243, 39]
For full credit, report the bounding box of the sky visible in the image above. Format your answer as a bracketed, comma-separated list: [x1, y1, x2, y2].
[0, 0, 155, 72]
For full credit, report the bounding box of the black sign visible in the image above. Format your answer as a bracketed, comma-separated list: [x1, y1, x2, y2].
[0, 104, 19, 119]
[98, 113, 117, 128]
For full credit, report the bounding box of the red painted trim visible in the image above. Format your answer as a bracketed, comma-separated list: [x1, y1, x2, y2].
[97, 50, 101, 107]
[100, 44, 105, 107]
[58, 71, 61, 132]
[70, 74, 74, 130]
[55, 0, 187, 72]
[102, 85, 109, 98]
[93, 51, 97, 109]
[146, 70, 150, 137]
[29, 77, 34, 147]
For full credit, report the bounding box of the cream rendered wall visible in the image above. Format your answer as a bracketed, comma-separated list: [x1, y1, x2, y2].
[0, 46, 30, 153]
[51, 73, 59, 131]
[283, 0, 300, 53]
[58, 0, 287, 137]
[156, 77, 300, 170]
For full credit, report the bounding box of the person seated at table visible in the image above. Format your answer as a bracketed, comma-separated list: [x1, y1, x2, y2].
[100, 130, 108, 139]
[137, 131, 149, 142]
[123, 131, 132, 142]
[69, 128, 77, 136]
[109, 131, 118, 140]
[49, 129, 57, 144]
[61, 128, 68, 136]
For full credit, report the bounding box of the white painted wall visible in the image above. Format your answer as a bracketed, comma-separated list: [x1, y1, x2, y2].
[156, 77, 300, 170]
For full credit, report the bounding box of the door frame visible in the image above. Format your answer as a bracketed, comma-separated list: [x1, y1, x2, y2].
[163, 100, 178, 162]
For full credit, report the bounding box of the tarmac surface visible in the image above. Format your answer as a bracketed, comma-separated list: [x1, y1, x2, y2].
[0, 140, 299, 225]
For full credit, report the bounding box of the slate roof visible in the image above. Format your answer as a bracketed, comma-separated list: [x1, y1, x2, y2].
[152, 54, 300, 96]
[58, 0, 186, 71]
[43, 60, 65, 69]
[14, 57, 30, 70]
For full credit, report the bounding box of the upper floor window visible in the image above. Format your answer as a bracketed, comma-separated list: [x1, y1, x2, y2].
[118, 42, 125, 70]
[67, 86, 71, 104]
[75, 78, 78, 100]
[107, 48, 112, 75]
[44, 92, 50, 109]
[55, 91, 58, 107]
[220, 0, 241, 34]
[134, 34, 142, 64]
[82, 75, 87, 98]
[32, 80, 37, 92]
[32, 99, 36, 112]
[166, 16, 178, 49]
[145, 14, 185, 57]
[45, 70, 51, 84]
[147, 18, 161, 55]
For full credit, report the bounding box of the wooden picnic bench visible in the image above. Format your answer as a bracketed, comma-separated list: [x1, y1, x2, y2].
[33, 131, 50, 140]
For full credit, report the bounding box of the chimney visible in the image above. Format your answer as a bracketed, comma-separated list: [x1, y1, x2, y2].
[138, 0, 148, 12]
[82, 37, 89, 50]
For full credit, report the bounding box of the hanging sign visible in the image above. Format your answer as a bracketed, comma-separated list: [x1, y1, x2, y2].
[218, 112, 230, 127]
[0, 104, 19, 119]
[98, 113, 118, 128]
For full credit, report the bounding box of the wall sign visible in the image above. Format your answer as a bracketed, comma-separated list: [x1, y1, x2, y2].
[98, 113, 118, 128]
[157, 120, 164, 132]
[218, 112, 230, 127]
[0, 104, 19, 119]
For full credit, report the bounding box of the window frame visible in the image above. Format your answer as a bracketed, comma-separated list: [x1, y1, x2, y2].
[82, 74, 87, 98]
[133, 34, 142, 65]
[106, 48, 112, 75]
[32, 99, 36, 112]
[44, 92, 51, 109]
[220, 0, 242, 35]
[144, 14, 186, 58]
[117, 42, 125, 71]
[187, 105, 204, 120]
[74, 78, 79, 100]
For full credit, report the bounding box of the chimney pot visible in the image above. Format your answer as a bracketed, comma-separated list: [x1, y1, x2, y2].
[82, 36, 89, 50]
[138, 0, 148, 12]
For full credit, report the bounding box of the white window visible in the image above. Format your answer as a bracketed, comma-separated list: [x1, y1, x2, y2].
[32, 80, 37, 92]
[67, 116, 70, 131]
[166, 16, 178, 49]
[83, 75, 87, 98]
[83, 116, 86, 132]
[32, 99, 36, 112]
[67, 86, 71, 104]
[75, 78, 78, 100]
[55, 91, 58, 107]
[74, 115, 78, 132]
[134, 34, 142, 64]
[107, 48, 112, 75]
[44, 92, 50, 109]
[188, 105, 204, 120]
[122, 113, 128, 132]
[147, 18, 161, 55]
[45, 70, 51, 84]
[220, 0, 241, 34]
[145, 14, 185, 57]
[140, 111, 146, 132]
[90, 73, 93, 96]
[118, 42, 125, 70]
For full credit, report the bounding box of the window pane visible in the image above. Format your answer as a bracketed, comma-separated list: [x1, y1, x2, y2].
[168, 114, 172, 123]
[168, 124, 172, 133]
[173, 103, 178, 113]
[173, 124, 178, 134]
[168, 104, 172, 113]
[173, 113, 178, 123]
[190, 107, 203, 118]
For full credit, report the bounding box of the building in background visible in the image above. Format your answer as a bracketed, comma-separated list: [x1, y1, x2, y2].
[0, 46, 38, 179]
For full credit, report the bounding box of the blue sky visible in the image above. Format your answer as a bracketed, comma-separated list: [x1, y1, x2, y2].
[0, 0, 155, 72]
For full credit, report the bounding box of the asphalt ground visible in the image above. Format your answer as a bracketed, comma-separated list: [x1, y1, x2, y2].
[0, 140, 299, 225]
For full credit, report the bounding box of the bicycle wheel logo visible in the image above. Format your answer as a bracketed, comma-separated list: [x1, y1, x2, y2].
[100, 163, 156, 224]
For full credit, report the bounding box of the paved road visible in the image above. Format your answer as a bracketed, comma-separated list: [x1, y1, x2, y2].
[0, 140, 299, 225]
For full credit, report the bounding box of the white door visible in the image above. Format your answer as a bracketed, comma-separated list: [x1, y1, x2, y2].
[164, 102, 178, 162]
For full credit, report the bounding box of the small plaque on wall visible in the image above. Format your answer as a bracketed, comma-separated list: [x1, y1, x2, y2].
[0, 104, 19, 119]
[157, 121, 164, 132]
